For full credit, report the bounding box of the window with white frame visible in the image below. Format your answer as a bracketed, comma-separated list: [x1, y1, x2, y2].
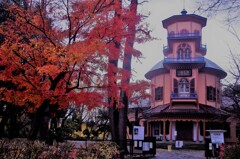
[179, 78, 190, 93]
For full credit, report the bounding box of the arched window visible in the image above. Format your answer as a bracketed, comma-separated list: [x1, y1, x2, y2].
[185, 48, 191, 59]
[177, 43, 191, 59]
[178, 78, 190, 93]
[177, 48, 184, 59]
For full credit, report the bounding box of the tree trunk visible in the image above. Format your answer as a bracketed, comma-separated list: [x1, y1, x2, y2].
[9, 113, 17, 139]
[29, 99, 50, 141]
[0, 104, 22, 139]
[108, 0, 122, 144]
[119, 0, 138, 158]
[108, 56, 119, 142]
[108, 99, 119, 141]
[0, 112, 9, 138]
[118, 91, 129, 158]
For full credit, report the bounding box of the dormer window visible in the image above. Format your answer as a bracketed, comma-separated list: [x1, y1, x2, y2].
[177, 43, 191, 59]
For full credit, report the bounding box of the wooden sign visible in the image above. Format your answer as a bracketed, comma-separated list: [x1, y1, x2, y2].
[176, 69, 192, 77]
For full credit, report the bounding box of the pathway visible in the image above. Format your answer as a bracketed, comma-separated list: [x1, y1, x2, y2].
[151, 149, 205, 159]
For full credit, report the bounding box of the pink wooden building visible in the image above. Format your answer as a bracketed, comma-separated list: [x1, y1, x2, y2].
[143, 10, 235, 142]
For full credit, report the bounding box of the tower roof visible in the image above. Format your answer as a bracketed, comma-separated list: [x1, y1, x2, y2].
[145, 58, 227, 80]
[144, 60, 167, 79]
[201, 58, 227, 79]
[162, 10, 207, 29]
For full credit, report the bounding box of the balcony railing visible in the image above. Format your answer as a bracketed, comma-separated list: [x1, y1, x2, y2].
[171, 93, 198, 99]
[168, 32, 201, 39]
[163, 57, 205, 64]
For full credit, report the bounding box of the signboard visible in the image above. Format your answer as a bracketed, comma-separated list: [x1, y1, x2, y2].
[133, 126, 144, 140]
[176, 69, 192, 77]
[175, 140, 183, 148]
[142, 142, 150, 151]
[210, 132, 224, 143]
[207, 130, 226, 144]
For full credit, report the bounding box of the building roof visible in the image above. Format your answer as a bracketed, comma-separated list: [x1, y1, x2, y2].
[144, 60, 167, 79]
[201, 58, 227, 79]
[162, 10, 207, 29]
[143, 104, 230, 120]
[145, 57, 227, 79]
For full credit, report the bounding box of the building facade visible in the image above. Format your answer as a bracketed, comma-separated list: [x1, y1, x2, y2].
[143, 10, 235, 142]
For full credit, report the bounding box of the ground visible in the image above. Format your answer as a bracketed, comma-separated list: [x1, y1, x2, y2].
[151, 148, 205, 159]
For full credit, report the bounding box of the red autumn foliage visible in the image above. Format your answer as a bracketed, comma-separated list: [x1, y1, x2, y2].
[0, 0, 151, 112]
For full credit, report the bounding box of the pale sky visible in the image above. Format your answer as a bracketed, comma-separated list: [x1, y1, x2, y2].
[132, 0, 240, 81]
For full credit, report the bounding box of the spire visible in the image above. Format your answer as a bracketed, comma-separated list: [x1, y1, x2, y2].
[181, 0, 187, 15]
[181, 9, 187, 15]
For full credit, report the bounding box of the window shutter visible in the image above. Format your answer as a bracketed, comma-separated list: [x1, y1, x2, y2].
[174, 79, 178, 93]
[190, 79, 195, 93]
[160, 87, 163, 100]
[217, 89, 220, 102]
[152, 87, 155, 101]
[213, 88, 216, 101]
[207, 86, 210, 100]
[155, 88, 158, 100]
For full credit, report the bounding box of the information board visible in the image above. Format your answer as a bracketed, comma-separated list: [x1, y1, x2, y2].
[142, 142, 150, 151]
[210, 132, 224, 143]
[133, 126, 144, 140]
[207, 130, 226, 144]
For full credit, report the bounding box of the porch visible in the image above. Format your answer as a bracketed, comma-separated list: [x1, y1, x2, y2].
[147, 120, 206, 142]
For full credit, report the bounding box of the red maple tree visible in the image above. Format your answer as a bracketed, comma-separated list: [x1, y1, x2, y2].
[0, 0, 151, 145]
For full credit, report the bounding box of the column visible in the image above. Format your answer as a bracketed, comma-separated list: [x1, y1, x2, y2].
[147, 121, 150, 136]
[170, 121, 173, 141]
[203, 121, 206, 141]
[149, 122, 152, 137]
[163, 121, 166, 140]
[196, 121, 199, 142]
